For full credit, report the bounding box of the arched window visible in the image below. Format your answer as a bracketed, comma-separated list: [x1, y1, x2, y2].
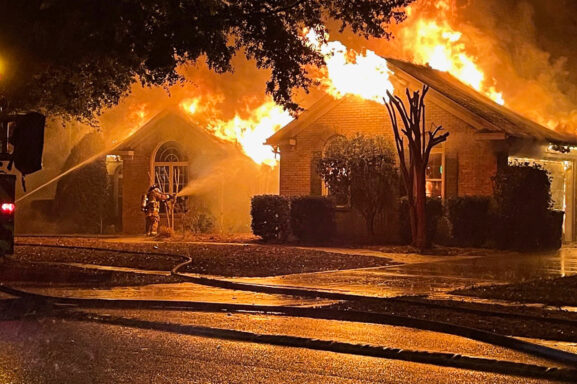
[153, 142, 189, 212]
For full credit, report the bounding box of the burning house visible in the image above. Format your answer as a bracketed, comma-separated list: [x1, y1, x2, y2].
[266, 58, 577, 242]
[16, 0, 577, 241]
[107, 108, 278, 234]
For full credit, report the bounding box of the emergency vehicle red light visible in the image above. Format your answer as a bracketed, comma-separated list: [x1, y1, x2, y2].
[1, 203, 15, 214]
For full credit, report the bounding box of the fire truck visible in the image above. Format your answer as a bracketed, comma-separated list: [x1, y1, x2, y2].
[0, 110, 45, 255]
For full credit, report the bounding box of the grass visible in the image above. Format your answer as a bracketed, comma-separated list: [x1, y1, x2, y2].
[452, 275, 577, 307]
[14, 237, 396, 277]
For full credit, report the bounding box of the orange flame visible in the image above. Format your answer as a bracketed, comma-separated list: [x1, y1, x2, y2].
[181, 97, 292, 166]
[401, 1, 505, 105]
[305, 29, 394, 104]
[179, 2, 517, 165]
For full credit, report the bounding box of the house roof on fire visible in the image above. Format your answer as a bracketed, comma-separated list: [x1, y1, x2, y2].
[266, 58, 577, 146]
[112, 107, 241, 157]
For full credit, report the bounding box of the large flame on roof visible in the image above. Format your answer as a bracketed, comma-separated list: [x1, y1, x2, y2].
[180, 97, 293, 166]
[208, 101, 294, 166]
[180, 0, 509, 165]
[305, 29, 394, 104]
[400, 1, 505, 105]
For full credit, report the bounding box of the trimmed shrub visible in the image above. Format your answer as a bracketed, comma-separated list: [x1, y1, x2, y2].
[492, 164, 553, 251]
[399, 197, 443, 245]
[290, 196, 336, 242]
[542, 210, 564, 250]
[251, 195, 290, 241]
[447, 196, 492, 247]
[317, 134, 398, 239]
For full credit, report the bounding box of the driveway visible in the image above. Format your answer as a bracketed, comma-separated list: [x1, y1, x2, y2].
[227, 246, 577, 298]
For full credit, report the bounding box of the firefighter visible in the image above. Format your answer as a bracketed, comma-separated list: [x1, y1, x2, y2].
[142, 184, 174, 236]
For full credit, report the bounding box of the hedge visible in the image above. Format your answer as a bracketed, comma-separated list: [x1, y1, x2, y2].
[542, 210, 564, 250]
[250, 195, 290, 241]
[290, 196, 336, 243]
[492, 164, 553, 251]
[447, 196, 492, 247]
[399, 197, 443, 245]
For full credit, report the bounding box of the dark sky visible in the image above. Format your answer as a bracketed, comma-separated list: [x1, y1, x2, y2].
[462, 0, 577, 82]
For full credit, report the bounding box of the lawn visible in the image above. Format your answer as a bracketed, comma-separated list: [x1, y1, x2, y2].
[452, 275, 577, 307]
[14, 237, 396, 277]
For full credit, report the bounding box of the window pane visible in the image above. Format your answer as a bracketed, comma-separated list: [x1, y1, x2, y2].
[154, 166, 170, 193]
[426, 153, 443, 179]
[173, 166, 189, 213]
[173, 166, 188, 194]
[426, 180, 442, 198]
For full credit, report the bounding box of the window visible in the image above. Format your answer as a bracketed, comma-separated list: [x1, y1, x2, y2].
[426, 150, 444, 199]
[153, 142, 189, 212]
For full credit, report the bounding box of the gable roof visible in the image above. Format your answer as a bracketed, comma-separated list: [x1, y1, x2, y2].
[116, 107, 227, 151]
[386, 58, 577, 145]
[267, 58, 577, 146]
[265, 94, 346, 146]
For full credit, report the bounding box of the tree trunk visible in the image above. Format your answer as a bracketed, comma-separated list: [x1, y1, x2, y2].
[408, 200, 417, 245]
[412, 167, 427, 249]
[385, 86, 448, 252]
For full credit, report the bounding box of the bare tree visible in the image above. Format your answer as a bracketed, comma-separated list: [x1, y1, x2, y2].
[385, 85, 449, 249]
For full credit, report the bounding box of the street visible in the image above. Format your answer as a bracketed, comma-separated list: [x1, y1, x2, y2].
[0, 316, 557, 384]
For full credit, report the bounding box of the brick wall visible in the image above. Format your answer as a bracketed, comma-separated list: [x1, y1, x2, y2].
[280, 97, 393, 196]
[279, 95, 501, 199]
[120, 113, 205, 234]
[120, 112, 279, 234]
[276, 95, 504, 241]
[122, 151, 152, 234]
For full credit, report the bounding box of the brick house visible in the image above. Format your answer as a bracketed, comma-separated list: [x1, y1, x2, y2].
[266, 58, 577, 242]
[108, 109, 277, 234]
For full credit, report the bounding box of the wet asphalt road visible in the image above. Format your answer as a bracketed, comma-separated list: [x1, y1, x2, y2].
[0, 317, 558, 384]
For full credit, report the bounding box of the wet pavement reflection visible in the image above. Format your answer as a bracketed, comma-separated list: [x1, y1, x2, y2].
[18, 283, 337, 307]
[227, 247, 577, 298]
[13, 245, 577, 303]
[78, 309, 565, 368]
